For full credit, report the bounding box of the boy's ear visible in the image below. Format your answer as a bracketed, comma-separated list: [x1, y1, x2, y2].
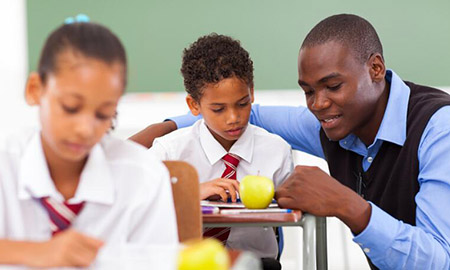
[186, 94, 201, 116]
[250, 85, 255, 103]
[25, 72, 44, 106]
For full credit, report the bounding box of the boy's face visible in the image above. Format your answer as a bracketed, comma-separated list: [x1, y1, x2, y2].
[187, 76, 254, 151]
[298, 41, 386, 144]
[26, 51, 123, 163]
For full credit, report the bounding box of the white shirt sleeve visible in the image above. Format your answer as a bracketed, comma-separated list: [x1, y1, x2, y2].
[148, 139, 170, 160]
[273, 145, 294, 188]
[127, 160, 178, 244]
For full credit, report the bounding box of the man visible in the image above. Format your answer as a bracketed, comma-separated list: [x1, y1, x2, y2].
[131, 14, 450, 269]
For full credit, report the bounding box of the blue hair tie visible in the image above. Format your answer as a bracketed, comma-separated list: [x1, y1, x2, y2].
[64, 14, 90, 24]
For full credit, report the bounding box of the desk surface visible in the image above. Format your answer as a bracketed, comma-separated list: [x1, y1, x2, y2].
[203, 210, 303, 227]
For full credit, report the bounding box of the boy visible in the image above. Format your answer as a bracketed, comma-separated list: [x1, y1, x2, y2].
[149, 34, 293, 261]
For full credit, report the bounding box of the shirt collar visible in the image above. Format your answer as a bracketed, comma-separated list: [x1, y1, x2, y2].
[340, 69, 409, 149]
[199, 119, 254, 165]
[18, 132, 114, 205]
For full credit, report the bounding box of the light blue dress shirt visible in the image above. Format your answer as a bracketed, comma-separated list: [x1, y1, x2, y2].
[170, 70, 450, 269]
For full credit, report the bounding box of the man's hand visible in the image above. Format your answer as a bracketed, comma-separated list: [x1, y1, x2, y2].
[275, 165, 371, 234]
[200, 178, 240, 202]
[29, 229, 104, 268]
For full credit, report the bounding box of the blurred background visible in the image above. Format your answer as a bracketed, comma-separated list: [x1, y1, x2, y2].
[1, 0, 450, 269]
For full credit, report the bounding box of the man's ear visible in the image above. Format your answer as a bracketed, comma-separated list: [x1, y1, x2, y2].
[186, 94, 201, 116]
[25, 72, 44, 106]
[368, 53, 386, 83]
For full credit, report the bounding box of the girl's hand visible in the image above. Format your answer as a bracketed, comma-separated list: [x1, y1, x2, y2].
[31, 229, 104, 267]
[200, 178, 240, 202]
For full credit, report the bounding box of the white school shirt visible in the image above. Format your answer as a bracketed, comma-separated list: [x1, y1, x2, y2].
[150, 119, 293, 258]
[0, 130, 178, 246]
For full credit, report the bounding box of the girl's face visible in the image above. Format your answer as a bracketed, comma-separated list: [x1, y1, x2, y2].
[26, 51, 124, 163]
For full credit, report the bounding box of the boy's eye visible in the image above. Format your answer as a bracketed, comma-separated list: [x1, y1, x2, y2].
[239, 101, 250, 107]
[62, 104, 79, 114]
[212, 108, 224, 113]
[327, 83, 342, 91]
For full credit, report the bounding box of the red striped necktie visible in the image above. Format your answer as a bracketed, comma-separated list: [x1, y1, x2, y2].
[203, 153, 240, 244]
[40, 197, 85, 236]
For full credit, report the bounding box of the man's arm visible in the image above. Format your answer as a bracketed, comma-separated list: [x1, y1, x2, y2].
[352, 107, 450, 269]
[129, 121, 177, 148]
[130, 104, 324, 156]
[276, 107, 450, 269]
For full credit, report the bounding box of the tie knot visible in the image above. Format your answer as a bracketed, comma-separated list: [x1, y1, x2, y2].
[222, 153, 240, 167]
[40, 197, 85, 235]
[221, 153, 240, 179]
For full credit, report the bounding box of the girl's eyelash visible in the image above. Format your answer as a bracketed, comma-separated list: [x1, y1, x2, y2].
[96, 113, 112, 120]
[62, 104, 78, 113]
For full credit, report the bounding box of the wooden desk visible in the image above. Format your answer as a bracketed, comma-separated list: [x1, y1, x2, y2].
[203, 211, 327, 270]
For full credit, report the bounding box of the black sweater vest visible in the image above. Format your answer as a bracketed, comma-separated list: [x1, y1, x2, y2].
[319, 82, 450, 269]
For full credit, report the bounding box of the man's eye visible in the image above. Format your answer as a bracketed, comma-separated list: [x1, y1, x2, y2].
[328, 83, 342, 91]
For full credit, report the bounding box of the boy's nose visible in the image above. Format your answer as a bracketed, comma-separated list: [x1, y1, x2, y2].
[226, 109, 240, 124]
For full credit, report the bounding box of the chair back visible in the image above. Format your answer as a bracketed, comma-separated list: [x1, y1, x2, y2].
[163, 161, 202, 242]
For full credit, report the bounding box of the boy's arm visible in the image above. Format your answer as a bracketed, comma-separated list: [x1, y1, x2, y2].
[0, 230, 103, 267]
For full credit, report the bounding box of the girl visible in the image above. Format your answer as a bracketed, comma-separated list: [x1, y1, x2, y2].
[0, 17, 178, 267]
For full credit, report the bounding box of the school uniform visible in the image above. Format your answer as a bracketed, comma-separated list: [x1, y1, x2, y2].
[150, 119, 293, 258]
[0, 130, 178, 245]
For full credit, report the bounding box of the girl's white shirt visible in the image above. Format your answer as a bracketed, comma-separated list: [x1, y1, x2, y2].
[0, 129, 178, 245]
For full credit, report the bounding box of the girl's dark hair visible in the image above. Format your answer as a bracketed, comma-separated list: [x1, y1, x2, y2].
[181, 33, 254, 101]
[38, 22, 127, 86]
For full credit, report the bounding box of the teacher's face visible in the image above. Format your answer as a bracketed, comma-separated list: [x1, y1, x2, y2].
[298, 41, 385, 144]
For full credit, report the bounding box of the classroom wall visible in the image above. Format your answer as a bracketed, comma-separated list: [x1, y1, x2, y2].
[0, 0, 34, 136]
[27, 0, 450, 93]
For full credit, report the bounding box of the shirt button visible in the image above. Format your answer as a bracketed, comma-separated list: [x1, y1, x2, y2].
[363, 248, 370, 253]
[367, 157, 373, 163]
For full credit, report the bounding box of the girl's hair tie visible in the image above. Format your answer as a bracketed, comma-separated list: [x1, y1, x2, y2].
[64, 14, 90, 24]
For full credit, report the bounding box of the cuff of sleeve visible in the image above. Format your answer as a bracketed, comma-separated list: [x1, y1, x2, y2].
[353, 202, 401, 265]
[165, 112, 202, 129]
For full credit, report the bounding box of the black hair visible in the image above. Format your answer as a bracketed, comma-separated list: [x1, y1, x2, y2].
[301, 14, 383, 63]
[181, 33, 254, 101]
[38, 22, 127, 87]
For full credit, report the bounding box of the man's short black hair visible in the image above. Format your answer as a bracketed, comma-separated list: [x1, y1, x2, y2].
[181, 33, 254, 101]
[301, 14, 383, 63]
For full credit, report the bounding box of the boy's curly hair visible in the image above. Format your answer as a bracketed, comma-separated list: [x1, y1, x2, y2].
[181, 33, 254, 101]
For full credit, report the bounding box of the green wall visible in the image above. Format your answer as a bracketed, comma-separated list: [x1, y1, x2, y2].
[27, 0, 450, 93]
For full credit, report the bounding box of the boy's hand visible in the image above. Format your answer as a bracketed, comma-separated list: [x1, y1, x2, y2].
[30, 229, 104, 268]
[200, 178, 240, 202]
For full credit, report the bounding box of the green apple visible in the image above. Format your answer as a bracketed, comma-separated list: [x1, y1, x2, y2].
[240, 175, 274, 209]
[177, 238, 230, 270]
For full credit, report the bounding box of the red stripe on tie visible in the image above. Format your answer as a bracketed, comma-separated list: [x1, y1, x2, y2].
[203, 153, 240, 244]
[40, 197, 85, 236]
